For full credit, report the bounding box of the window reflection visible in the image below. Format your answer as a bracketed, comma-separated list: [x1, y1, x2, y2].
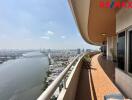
[117, 31, 125, 70]
[129, 31, 132, 73]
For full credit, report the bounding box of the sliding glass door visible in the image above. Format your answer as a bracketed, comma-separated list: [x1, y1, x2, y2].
[128, 30, 132, 74]
[117, 28, 132, 75]
[117, 31, 125, 70]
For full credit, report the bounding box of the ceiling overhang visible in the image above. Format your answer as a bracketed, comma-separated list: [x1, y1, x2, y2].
[68, 0, 116, 46]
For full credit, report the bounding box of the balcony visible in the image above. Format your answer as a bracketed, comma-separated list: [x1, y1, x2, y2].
[37, 52, 125, 100]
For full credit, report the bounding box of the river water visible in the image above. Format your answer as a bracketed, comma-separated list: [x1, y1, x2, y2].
[0, 52, 49, 100]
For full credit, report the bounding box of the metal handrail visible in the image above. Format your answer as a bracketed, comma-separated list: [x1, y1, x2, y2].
[37, 54, 83, 100]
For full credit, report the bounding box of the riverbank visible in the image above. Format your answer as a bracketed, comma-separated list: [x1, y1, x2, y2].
[0, 50, 32, 64]
[0, 51, 49, 100]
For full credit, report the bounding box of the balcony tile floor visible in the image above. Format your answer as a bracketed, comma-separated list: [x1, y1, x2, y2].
[75, 54, 121, 100]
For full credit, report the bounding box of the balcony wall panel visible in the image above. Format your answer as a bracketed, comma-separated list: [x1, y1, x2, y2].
[58, 59, 83, 100]
[115, 68, 132, 98]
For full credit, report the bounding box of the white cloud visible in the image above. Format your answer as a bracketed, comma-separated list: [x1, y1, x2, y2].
[46, 31, 54, 36]
[61, 35, 66, 39]
[40, 36, 50, 40]
[40, 31, 55, 40]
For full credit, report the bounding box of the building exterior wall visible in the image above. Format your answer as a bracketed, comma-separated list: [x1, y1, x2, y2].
[116, 7, 132, 32]
[115, 68, 132, 98]
[116, 7, 132, 98]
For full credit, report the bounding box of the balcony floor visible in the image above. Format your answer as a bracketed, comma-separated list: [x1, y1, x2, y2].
[75, 54, 121, 100]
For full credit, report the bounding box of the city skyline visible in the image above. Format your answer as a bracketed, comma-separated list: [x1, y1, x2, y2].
[0, 0, 99, 50]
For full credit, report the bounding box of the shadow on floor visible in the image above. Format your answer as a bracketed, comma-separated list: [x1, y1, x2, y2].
[75, 68, 97, 100]
[75, 54, 116, 100]
[97, 55, 115, 83]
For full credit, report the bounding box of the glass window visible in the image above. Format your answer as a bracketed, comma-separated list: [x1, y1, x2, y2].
[129, 31, 132, 73]
[117, 31, 125, 70]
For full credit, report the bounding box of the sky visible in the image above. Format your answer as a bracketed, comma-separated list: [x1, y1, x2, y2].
[0, 0, 99, 50]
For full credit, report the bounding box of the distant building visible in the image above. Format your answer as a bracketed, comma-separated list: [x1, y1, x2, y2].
[82, 48, 85, 53]
[77, 49, 81, 54]
[48, 49, 51, 53]
[86, 49, 91, 52]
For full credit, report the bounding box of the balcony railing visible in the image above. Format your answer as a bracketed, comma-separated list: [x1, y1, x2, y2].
[37, 52, 127, 100]
[37, 53, 86, 100]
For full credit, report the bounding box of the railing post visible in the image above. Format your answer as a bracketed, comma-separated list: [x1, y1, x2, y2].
[63, 75, 67, 89]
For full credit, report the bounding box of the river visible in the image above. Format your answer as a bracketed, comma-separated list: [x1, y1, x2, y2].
[0, 51, 49, 100]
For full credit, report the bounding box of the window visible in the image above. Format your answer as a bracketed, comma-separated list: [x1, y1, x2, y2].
[117, 31, 125, 70]
[129, 30, 132, 73]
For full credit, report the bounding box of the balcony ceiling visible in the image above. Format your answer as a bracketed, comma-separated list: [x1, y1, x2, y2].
[69, 0, 117, 45]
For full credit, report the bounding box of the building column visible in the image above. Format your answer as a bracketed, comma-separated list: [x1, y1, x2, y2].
[107, 37, 113, 60]
[107, 36, 117, 61]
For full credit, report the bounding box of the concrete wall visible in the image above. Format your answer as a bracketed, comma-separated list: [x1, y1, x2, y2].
[57, 58, 83, 100]
[116, 6, 132, 98]
[115, 68, 132, 98]
[116, 6, 132, 32]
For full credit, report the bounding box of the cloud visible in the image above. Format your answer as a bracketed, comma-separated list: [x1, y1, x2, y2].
[40, 31, 55, 40]
[46, 31, 54, 36]
[40, 36, 50, 40]
[61, 35, 66, 39]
